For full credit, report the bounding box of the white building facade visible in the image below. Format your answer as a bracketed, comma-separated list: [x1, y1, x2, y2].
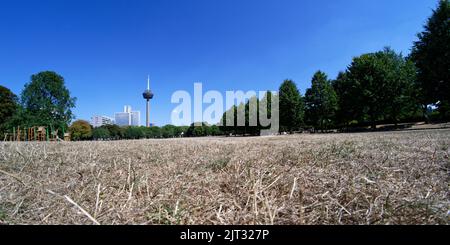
[114, 105, 141, 127]
[91, 115, 114, 128]
[131, 111, 141, 126]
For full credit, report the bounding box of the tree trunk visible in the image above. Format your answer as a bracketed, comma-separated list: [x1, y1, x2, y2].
[422, 104, 430, 124]
[370, 113, 377, 130]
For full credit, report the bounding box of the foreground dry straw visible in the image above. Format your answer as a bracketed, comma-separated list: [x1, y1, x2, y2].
[1, 129, 449, 224]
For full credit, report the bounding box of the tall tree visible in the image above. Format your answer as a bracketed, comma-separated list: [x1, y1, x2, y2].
[344, 48, 418, 129]
[219, 91, 277, 136]
[305, 71, 338, 131]
[220, 105, 238, 136]
[244, 96, 260, 136]
[411, 0, 450, 119]
[279, 80, 304, 133]
[0, 85, 18, 133]
[258, 91, 279, 134]
[386, 58, 419, 125]
[21, 71, 76, 129]
[332, 72, 364, 128]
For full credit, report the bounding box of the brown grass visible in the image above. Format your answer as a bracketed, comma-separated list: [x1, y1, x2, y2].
[0, 129, 449, 224]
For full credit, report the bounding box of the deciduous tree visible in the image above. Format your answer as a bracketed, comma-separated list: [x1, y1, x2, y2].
[411, 0, 450, 119]
[279, 80, 304, 133]
[305, 71, 338, 131]
[345, 48, 417, 129]
[69, 120, 92, 141]
[21, 71, 76, 129]
[0, 85, 18, 133]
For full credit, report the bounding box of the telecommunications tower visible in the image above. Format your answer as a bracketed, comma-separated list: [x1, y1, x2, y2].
[142, 75, 154, 127]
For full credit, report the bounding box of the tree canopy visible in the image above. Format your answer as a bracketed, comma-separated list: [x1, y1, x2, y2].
[0, 85, 18, 132]
[343, 48, 417, 129]
[92, 127, 111, 140]
[305, 71, 338, 131]
[279, 80, 304, 133]
[20, 71, 76, 129]
[69, 120, 92, 141]
[411, 0, 450, 119]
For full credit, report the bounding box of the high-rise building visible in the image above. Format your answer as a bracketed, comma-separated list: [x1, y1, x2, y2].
[124, 105, 132, 113]
[91, 115, 114, 128]
[115, 105, 141, 126]
[131, 111, 141, 126]
[114, 112, 130, 126]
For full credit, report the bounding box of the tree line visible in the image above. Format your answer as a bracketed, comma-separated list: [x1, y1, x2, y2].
[221, 1, 450, 134]
[0, 71, 76, 138]
[1, 0, 449, 140]
[69, 121, 223, 141]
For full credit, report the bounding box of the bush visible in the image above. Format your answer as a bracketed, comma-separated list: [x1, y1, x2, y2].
[93, 127, 110, 140]
[124, 126, 145, 139]
[69, 120, 92, 141]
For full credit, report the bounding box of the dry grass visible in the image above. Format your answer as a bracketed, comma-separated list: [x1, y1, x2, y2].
[0, 129, 449, 225]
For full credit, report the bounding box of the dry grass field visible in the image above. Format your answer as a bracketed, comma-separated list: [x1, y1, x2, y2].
[0, 129, 449, 225]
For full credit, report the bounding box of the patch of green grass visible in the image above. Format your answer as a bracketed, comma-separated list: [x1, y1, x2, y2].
[0, 207, 7, 222]
[146, 203, 184, 225]
[328, 141, 357, 159]
[209, 157, 231, 171]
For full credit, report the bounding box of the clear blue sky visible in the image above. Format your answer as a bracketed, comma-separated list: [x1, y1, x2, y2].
[0, 0, 437, 126]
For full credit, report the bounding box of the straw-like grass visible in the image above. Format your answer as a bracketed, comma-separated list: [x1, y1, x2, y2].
[0, 129, 449, 224]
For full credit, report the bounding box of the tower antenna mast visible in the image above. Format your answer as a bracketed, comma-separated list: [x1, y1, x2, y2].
[142, 75, 154, 127]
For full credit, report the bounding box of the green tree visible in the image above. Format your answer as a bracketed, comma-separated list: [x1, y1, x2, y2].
[124, 126, 144, 139]
[161, 125, 177, 138]
[203, 124, 212, 136]
[305, 71, 338, 131]
[332, 72, 364, 128]
[176, 126, 189, 137]
[145, 126, 161, 138]
[20, 71, 76, 129]
[210, 125, 221, 136]
[219, 91, 277, 136]
[218, 92, 277, 136]
[104, 124, 123, 139]
[0, 85, 19, 133]
[279, 80, 304, 133]
[186, 122, 209, 137]
[411, 0, 450, 119]
[69, 120, 92, 141]
[92, 127, 110, 140]
[235, 102, 247, 135]
[386, 58, 419, 125]
[345, 48, 417, 129]
[259, 91, 278, 133]
[244, 96, 260, 136]
[220, 105, 237, 136]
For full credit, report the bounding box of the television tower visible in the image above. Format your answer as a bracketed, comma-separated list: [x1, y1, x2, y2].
[142, 75, 154, 127]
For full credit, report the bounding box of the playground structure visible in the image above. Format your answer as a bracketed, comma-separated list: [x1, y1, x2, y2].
[3, 126, 71, 142]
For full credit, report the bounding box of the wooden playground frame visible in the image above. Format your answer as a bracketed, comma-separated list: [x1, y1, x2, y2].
[3, 126, 71, 142]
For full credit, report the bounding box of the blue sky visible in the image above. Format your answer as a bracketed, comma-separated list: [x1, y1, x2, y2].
[0, 0, 437, 126]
